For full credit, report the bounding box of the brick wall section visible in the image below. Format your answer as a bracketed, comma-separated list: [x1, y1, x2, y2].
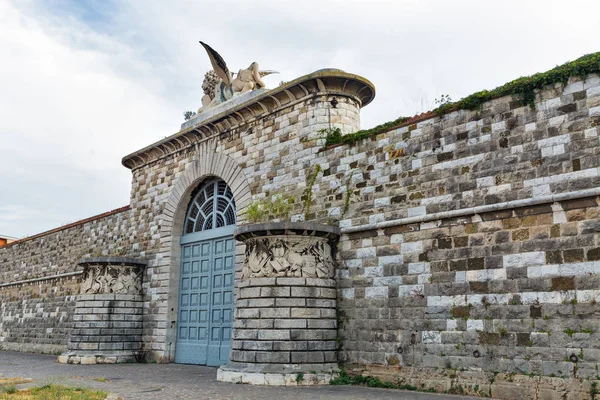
[338, 196, 600, 378]
[0, 208, 131, 352]
[4, 69, 600, 380]
[231, 277, 338, 365]
[0, 207, 131, 283]
[0, 275, 79, 354]
[67, 294, 144, 361]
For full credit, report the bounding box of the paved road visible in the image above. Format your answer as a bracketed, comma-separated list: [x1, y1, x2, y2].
[0, 351, 478, 400]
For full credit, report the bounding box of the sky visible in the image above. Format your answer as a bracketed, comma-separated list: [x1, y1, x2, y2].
[1, 0, 599, 239]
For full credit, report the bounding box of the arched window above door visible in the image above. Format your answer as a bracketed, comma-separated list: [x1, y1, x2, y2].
[184, 179, 236, 235]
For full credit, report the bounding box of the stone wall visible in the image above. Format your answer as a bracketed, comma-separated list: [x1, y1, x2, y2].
[323, 74, 600, 379]
[119, 70, 600, 379]
[4, 64, 600, 387]
[0, 206, 132, 283]
[126, 92, 362, 357]
[339, 196, 600, 378]
[0, 207, 131, 353]
[232, 277, 338, 365]
[0, 275, 79, 354]
[61, 293, 144, 364]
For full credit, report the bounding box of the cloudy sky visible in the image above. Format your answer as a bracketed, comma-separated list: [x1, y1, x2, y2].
[1, 0, 599, 238]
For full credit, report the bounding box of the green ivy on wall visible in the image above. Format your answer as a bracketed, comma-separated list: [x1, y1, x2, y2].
[319, 116, 410, 147]
[322, 51, 600, 148]
[434, 51, 600, 115]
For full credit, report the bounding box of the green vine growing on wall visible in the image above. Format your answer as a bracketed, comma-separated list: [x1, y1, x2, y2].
[319, 127, 342, 147]
[302, 164, 322, 220]
[341, 173, 353, 219]
[320, 117, 410, 148]
[244, 163, 357, 225]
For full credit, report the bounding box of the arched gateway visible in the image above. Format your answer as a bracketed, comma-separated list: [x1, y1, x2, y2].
[175, 179, 236, 366]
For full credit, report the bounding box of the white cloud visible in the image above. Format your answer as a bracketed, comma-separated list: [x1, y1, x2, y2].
[0, 205, 40, 222]
[1, 0, 599, 237]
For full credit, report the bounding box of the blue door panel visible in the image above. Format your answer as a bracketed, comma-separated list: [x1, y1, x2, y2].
[175, 235, 235, 366]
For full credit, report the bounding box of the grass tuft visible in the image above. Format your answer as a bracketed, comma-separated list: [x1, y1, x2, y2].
[0, 384, 106, 400]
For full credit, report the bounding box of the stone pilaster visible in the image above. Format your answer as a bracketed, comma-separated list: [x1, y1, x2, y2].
[58, 257, 146, 364]
[217, 222, 340, 385]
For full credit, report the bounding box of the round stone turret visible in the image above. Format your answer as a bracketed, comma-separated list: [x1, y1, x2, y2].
[217, 222, 341, 385]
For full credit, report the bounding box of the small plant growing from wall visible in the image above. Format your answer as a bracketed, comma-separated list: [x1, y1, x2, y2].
[183, 110, 197, 121]
[245, 194, 294, 223]
[318, 127, 342, 147]
[302, 164, 322, 220]
[434, 94, 452, 107]
[244, 162, 357, 225]
[341, 173, 353, 219]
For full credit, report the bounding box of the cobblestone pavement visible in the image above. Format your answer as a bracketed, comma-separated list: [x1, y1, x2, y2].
[0, 351, 478, 400]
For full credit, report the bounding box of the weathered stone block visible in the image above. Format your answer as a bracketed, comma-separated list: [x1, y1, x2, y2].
[256, 351, 290, 363]
[261, 287, 291, 297]
[240, 287, 261, 298]
[243, 341, 273, 351]
[258, 330, 290, 341]
[274, 319, 307, 329]
[291, 351, 324, 363]
[260, 308, 291, 319]
[291, 308, 321, 319]
[290, 287, 318, 297]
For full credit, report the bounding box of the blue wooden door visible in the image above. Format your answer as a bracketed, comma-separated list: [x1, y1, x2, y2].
[176, 233, 235, 366]
[175, 179, 236, 366]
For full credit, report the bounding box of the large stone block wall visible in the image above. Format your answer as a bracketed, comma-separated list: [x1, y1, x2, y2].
[127, 95, 361, 355]
[125, 72, 600, 375]
[62, 293, 144, 364]
[338, 196, 600, 378]
[0, 208, 131, 352]
[231, 277, 338, 365]
[0, 275, 79, 354]
[326, 74, 600, 378]
[0, 207, 132, 283]
[4, 65, 600, 385]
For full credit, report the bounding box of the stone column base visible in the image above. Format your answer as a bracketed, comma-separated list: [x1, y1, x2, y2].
[58, 293, 144, 365]
[217, 362, 339, 386]
[59, 257, 147, 365]
[58, 351, 135, 365]
[226, 223, 342, 386]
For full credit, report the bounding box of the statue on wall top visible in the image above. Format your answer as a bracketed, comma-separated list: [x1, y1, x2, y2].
[198, 41, 277, 113]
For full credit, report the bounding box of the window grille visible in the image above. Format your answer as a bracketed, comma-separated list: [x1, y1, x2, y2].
[184, 179, 236, 234]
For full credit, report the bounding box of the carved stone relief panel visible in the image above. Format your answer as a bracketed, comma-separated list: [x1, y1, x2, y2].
[79, 263, 143, 295]
[242, 235, 335, 279]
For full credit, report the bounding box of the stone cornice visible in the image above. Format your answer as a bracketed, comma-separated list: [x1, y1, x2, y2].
[121, 69, 375, 170]
[78, 257, 148, 267]
[234, 222, 341, 241]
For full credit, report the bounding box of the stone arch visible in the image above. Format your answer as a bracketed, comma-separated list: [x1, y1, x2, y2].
[162, 144, 251, 234]
[158, 141, 251, 362]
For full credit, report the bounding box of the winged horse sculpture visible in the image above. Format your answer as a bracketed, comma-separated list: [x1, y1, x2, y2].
[198, 41, 277, 112]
